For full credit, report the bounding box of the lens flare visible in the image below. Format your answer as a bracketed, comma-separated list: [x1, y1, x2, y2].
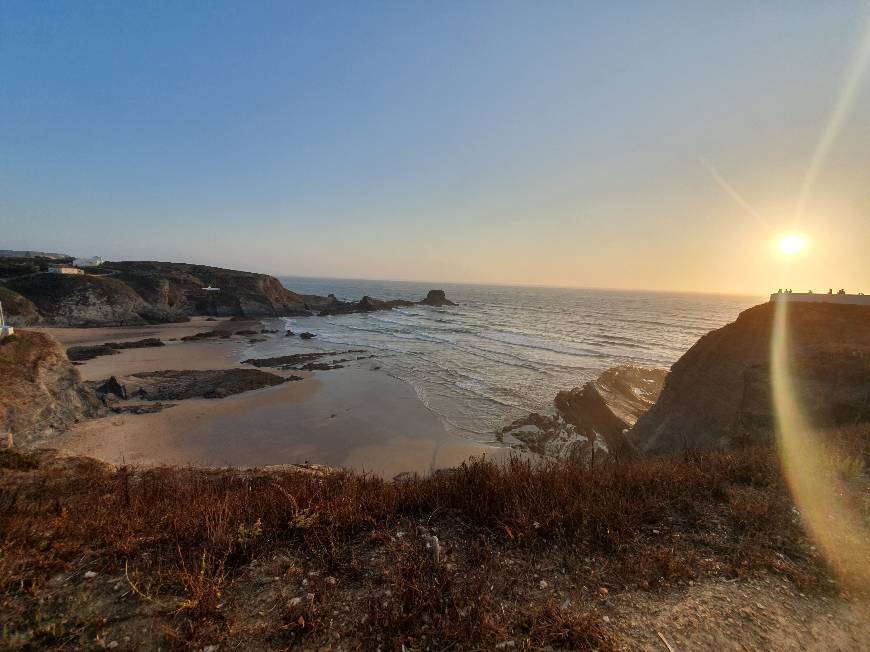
[778, 234, 806, 255]
[770, 300, 869, 589]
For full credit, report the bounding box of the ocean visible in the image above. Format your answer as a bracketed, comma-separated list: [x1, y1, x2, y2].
[268, 278, 761, 441]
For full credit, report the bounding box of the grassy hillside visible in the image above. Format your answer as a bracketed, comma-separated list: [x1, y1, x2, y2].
[1, 430, 866, 650]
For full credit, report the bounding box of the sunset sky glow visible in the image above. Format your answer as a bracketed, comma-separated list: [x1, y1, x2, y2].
[2, 2, 869, 295]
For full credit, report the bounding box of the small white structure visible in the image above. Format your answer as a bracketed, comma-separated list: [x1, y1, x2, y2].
[770, 290, 870, 306]
[0, 300, 13, 340]
[47, 265, 84, 275]
[73, 256, 104, 268]
[202, 285, 221, 292]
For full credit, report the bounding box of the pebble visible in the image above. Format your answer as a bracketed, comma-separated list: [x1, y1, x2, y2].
[598, 587, 609, 597]
[83, 571, 98, 579]
[288, 597, 302, 607]
[539, 580, 549, 589]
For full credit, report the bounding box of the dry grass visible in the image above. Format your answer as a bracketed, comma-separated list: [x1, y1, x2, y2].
[0, 434, 865, 650]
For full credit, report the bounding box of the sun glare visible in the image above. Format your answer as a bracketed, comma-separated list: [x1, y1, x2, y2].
[778, 234, 806, 255]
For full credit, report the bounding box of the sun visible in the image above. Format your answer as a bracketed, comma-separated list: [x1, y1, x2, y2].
[778, 234, 806, 255]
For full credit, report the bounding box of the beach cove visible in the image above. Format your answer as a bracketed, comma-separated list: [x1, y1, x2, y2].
[35, 317, 512, 477]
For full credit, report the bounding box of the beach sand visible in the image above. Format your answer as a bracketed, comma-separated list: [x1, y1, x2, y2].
[36, 319, 512, 477]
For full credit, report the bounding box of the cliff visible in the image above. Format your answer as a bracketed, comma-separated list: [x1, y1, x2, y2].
[628, 301, 870, 455]
[0, 256, 455, 326]
[4, 273, 168, 327]
[102, 260, 309, 318]
[0, 331, 104, 444]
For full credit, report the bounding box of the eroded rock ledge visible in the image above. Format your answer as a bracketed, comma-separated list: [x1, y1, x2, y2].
[499, 366, 666, 458]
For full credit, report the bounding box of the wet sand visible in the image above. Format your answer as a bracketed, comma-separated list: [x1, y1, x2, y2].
[37, 319, 512, 477]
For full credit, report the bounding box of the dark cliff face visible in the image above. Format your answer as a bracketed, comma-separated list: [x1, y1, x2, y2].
[5, 274, 155, 327]
[103, 261, 309, 318]
[628, 302, 870, 455]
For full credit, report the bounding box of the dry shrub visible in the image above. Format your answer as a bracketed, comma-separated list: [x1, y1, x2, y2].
[0, 442, 846, 648]
[520, 601, 616, 651]
[726, 485, 782, 530]
[362, 527, 505, 648]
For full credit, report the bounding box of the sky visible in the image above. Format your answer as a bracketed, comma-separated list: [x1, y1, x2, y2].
[2, 2, 869, 295]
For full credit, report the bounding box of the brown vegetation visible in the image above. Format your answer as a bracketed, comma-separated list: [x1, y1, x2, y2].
[2, 429, 867, 650]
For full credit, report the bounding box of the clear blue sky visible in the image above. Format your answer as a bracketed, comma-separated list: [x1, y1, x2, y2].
[2, 2, 869, 294]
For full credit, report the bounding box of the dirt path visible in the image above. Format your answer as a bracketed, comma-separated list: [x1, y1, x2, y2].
[609, 576, 868, 651]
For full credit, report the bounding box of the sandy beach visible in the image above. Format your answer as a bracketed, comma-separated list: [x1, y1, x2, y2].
[35, 318, 512, 477]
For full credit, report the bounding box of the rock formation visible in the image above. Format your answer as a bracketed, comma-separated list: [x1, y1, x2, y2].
[0, 331, 104, 444]
[628, 302, 870, 455]
[67, 338, 164, 362]
[130, 369, 288, 400]
[419, 290, 456, 306]
[500, 366, 666, 458]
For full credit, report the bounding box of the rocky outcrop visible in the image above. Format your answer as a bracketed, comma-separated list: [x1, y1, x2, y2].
[500, 366, 666, 458]
[0, 287, 40, 326]
[130, 369, 289, 400]
[628, 302, 870, 455]
[314, 295, 412, 316]
[0, 331, 104, 444]
[419, 290, 455, 306]
[242, 350, 366, 370]
[66, 338, 164, 362]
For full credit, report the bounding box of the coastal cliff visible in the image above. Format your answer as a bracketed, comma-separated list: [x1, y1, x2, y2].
[103, 260, 309, 319]
[628, 301, 870, 455]
[0, 331, 103, 444]
[5, 273, 169, 327]
[0, 255, 455, 326]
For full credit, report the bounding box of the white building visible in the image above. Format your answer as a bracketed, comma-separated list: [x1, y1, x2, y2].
[48, 265, 84, 275]
[73, 256, 104, 268]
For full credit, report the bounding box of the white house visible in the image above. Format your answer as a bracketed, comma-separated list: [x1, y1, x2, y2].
[48, 265, 84, 275]
[73, 256, 104, 268]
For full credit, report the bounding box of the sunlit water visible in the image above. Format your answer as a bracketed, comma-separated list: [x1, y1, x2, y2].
[252, 279, 761, 442]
